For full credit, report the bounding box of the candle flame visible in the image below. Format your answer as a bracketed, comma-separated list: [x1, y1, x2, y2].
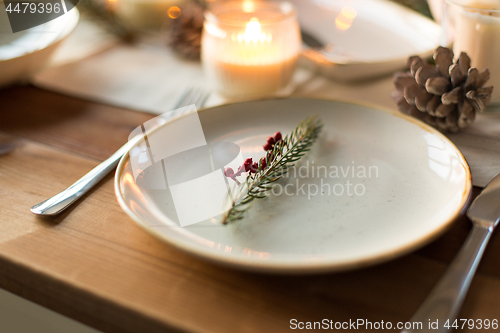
[236, 18, 271, 43]
[246, 18, 261, 36]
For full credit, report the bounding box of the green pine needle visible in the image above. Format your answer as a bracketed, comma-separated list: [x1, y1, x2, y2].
[221, 116, 322, 225]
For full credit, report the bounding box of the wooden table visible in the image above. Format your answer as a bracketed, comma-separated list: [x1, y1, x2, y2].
[1, 86, 499, 332]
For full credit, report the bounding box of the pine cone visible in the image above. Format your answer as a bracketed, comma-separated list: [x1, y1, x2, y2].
[167, 1, 205, 60]
[392, 47, 493, 132]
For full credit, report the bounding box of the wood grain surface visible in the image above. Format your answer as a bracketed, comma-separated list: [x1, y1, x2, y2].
[0, 86, 499, 332]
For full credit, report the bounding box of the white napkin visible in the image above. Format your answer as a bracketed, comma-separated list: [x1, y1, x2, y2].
[34, 42, 222, 113]
[33, 42, 395, 113]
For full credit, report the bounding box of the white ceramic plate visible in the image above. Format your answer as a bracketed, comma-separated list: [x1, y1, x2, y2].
[115, 99, 471, 273]
[0, 2, 79, 87]
[294, 0, 442, 81]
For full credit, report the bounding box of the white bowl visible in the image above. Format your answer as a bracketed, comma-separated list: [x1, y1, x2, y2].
[0, 2, 79, 87]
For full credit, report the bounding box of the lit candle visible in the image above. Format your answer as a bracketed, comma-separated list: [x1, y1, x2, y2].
[115, 0, 184, 31]
[448, 0, 500, 104]
[201, 1, 301, 98]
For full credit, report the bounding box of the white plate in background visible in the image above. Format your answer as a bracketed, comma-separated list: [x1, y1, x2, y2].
[294, 0, 441, 81]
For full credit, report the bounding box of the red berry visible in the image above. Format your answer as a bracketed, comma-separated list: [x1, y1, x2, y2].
[251, 162, 258, 173]
[224, 167, 234, 177]
[243, 158, 252, 172]
[260, 157, 266, 169]
[263, 142, 272, 151]
[273, 132, 282, 142]
[267, 136, 275, 145]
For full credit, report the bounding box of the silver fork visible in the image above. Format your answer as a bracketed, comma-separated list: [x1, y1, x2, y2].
[31, 87, 210, 216]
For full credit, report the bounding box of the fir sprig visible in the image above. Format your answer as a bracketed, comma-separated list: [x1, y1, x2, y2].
[222, 116, 322, 225]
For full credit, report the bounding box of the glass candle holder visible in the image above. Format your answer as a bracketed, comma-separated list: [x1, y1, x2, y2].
[444, 0, 500, 107]
[201, 1, 301, 99]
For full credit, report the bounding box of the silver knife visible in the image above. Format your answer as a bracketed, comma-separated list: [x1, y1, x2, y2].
[402, 172, 500, 332]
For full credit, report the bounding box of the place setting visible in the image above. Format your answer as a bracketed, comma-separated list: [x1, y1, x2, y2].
[1, 0, 500, 332]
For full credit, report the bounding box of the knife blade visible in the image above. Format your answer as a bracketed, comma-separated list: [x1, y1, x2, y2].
[402, 172, 500, 332]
